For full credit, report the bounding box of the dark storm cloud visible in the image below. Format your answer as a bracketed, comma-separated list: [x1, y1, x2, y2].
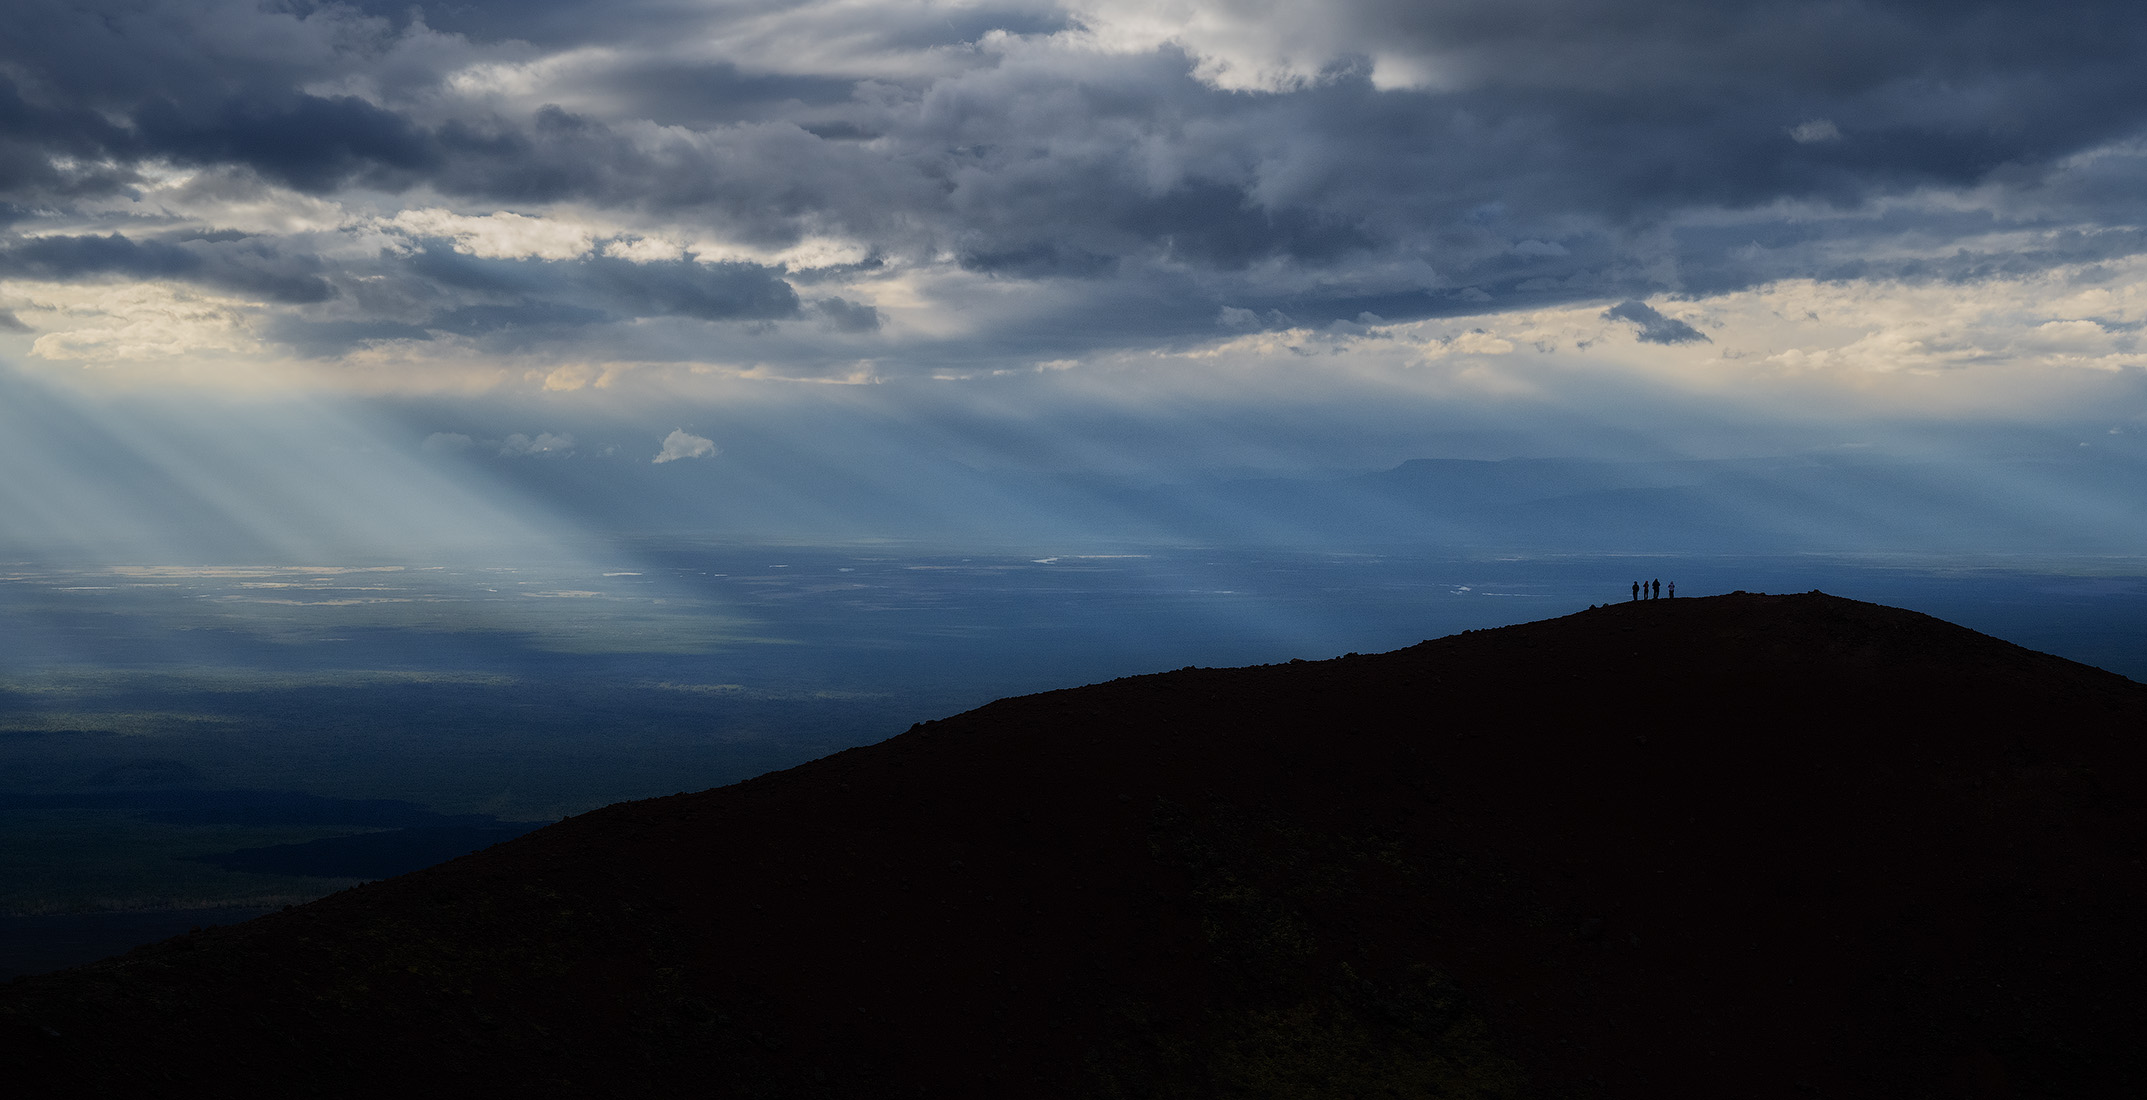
[577, 254, 802, 321]
[1120, 181, 1373, 269]
[330, 0, 662, 48]
[0, 75, 129, 157]
[394, 106, 934, 253]
[809, 297, 882, 333]
[8, 2, 2143, 223]
[1603, 301, 1710, 346]
[0, 76, 141, 201]
[0, 233, 336, 303]
[3, 0, 2147, 369]
[426, 301, 607, 337]
[299, 245, 803, 352]
[331, 0, 1069, 54]
[266, 316, 434, 358]
[961, 243, 1118, 279]
[602, 62, 859, 127]
[264, 247, 807, 357]
[135, 93, 439, 194]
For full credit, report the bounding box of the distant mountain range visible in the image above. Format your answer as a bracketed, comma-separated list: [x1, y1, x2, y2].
[4, 592, 2144, 1097]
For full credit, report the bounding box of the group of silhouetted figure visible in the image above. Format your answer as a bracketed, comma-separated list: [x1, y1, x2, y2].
[1632, 579, 1672, 601]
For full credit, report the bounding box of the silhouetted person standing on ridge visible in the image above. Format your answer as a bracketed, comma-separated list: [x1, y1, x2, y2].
[1632, 581, 1640, 602]
[1668, 581, 1675, 598]
[1651, 579, 1660, 599]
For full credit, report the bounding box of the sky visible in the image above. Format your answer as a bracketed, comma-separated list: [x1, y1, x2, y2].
[3, 0, 2146, 560]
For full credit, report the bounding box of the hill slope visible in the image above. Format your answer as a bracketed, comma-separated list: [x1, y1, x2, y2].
[4, 592, 2144, 1098]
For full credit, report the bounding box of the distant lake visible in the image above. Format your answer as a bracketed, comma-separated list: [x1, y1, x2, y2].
[2, 546, 2142, 976]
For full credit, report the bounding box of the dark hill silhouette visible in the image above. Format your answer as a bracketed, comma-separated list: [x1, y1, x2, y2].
[3, 593, 2143, 1098]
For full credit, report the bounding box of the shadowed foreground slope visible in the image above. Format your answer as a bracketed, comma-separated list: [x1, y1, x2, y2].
[4, 592, 2144, 1098]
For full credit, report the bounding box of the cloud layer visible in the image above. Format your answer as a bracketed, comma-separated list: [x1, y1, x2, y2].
[653, 429, 717, 464]
[0, 0, 2141, 425]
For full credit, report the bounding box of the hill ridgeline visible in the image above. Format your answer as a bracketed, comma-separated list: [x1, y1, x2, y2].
[3, 591, 2143, 1098]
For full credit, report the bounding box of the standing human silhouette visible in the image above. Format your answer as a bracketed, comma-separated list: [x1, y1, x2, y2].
[1631, 581, 1640, 602]
[1651, 579, 1660, 599]
[1668, 581, 1675, 598]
